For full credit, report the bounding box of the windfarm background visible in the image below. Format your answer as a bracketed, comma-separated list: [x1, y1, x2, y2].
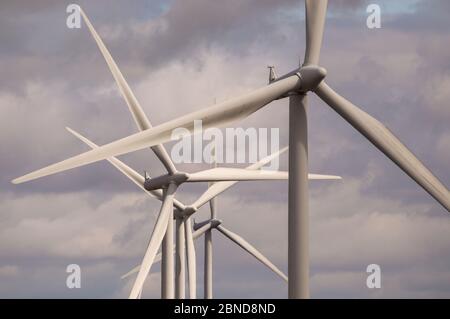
[0, 0, 449, 298]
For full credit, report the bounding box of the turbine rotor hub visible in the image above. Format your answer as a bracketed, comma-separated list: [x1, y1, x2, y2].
[297, 65, 327, 93]
[177, 205, 197, 218]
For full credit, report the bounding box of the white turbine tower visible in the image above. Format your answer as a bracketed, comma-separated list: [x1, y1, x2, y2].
[13, 1, 450, 299]
[205, 142, 218, 299]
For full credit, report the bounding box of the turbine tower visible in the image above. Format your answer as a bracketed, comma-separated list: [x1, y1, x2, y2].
[205, 139, 217, 299]
[12, 1, 450, 299]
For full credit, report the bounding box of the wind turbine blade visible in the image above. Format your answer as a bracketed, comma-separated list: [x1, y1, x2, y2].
[187, 168, 342, 182]
[121, 255, 161, 280]
[185, 217, 197, 299]
[66, 127, 186, 211]
[12, 77, 301, 185]
[129, 183, 177, 299]
[209, 194, 217, 219]
[246, 146, 289, 170]
[216, 225, 288, 282]
[79, 8, 176, 174]
[187, 168, 289, 182]
[191, 147, 289, 210]
[209, 143, 218, 218]
[303, 0, 328, 66]
[66, 127, 155, 195]
[121, 266, 140, 280]
[122, 253, 165, 281]
[121, 220, 214, 280]
[79, 8, 149, 131]
[315, 81, 450, 212]
[192, 220, 216, 239]
[308, 174, 341, 180]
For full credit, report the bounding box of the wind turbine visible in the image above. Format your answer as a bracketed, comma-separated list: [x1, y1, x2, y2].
[13, 1, 450, 299]
[66, 8, 296, 299]
[65, 131, 294, 299]
[68, 127, 339, 299]
[119, 144, 301, 299]
[61, 5, 340, 299]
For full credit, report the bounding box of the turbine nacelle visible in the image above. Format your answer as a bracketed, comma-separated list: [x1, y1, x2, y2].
[144, 172, 189, 191]
[271, 65, 326, 95]
[193, 218, 222, 231]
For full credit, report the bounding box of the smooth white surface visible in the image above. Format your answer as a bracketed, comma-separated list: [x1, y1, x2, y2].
[303, 0, 328, 66]
[13, 76, 301, 184]
[66, 127, 186, 211]
[79, 8, 176, 174]
[185, 217, 197, 299]
[128, 183, 177, 299]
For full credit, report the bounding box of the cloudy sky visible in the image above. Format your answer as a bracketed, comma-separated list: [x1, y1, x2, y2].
[0, 0, 449, 298]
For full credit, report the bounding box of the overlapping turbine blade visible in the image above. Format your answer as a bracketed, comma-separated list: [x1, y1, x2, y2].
[121, 267, 141, 280]
[121, 220, 214, 280]
[315, 81, 450, 212]
[79, 8, 176, 174]
[129, 183, 177, 299]
[12, 77, 301, 185]
[79, 8, 148, 131]
[186, 168, 342, 182]
[216, 225, 288, 282]
[189, 147, 341, 209]
[209, 148, 218, 218]
[191, 147, 289, 209]
[209, 193, 217, 219]
[187, 168, 289, 182]
[122, 255, 162, 280]
[184, 217, 197, 299]
[308, 174, 341, 180]
[66, 127, 186, 211]
[66, 127, 157, 196]
[303, 0, 328, 66]
[247, 146, 289, 169]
